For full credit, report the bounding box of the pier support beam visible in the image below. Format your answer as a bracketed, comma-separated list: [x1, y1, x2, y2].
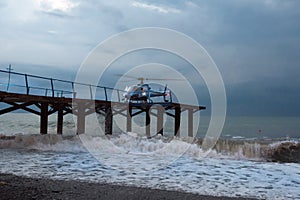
[146, 107, 150, 138]
[174, 107, 181, 137]
[188, 109, 193, 137]
[126, 105, 132, 132]
[105, 104, 113, 135]
[157, 106, 164, 135]
[40, 102, 48, 134]
[77, 103, 85, 134]
[57, 104, 63, 135]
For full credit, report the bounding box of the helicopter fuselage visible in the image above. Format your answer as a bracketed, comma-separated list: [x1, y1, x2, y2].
[123, 84, 171, 103]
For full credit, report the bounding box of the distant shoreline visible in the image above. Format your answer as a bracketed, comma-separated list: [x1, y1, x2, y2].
[0, 173, 257, 200]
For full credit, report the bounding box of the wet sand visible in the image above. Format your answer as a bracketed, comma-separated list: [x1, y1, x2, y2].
[0, 173, 257, 200]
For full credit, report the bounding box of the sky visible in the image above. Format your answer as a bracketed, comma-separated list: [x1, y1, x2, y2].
[0, 0, 300, 116]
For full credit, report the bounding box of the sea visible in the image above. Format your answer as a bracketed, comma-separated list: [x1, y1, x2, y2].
[0, 113, 299, 200]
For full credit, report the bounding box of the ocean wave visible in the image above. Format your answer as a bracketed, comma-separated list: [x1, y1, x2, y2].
[1, 133, 299, 163]
[203, 138, 300, 163]
[264, 140, 300, 163]
[0, 134, 86, 153]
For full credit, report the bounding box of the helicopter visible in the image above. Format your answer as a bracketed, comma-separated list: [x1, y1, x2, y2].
[117, 75, 181, 103]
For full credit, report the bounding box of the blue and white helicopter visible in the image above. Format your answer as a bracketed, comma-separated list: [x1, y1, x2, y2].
[119, 75, 180, 103]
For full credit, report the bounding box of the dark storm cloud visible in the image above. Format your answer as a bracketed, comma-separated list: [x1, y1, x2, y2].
[227, 79, 300, 116]
[0, 0, 299, 116]
[176, 0, 300, 116]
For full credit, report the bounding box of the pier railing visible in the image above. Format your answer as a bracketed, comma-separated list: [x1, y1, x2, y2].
[0, 69, 123, 102]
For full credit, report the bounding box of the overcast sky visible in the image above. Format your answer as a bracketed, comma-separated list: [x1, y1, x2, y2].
[0, 0, 300, 116]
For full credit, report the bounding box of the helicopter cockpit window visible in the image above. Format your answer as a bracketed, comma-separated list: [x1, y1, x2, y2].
[127, 86, 138, 92]
[141, 85, 148, 91]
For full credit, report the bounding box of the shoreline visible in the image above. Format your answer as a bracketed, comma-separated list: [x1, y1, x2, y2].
[0, 173, 257, 200]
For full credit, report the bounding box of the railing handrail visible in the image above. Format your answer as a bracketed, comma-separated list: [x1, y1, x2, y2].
[0, 69, 122, 91]
[0, 69, 125, 101]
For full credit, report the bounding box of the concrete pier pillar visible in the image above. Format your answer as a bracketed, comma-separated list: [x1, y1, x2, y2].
[157, 106, 164, 135]
[57, 104, 63, 135]
[188, 109, 193, 137]
[105, 104, 113, 135]
[146, 107, 150, 138]
[40, 102, 48, 134]
[77, 102, 85, 134]
[174, 107, 181, 137]
[126, 105, 132, 132]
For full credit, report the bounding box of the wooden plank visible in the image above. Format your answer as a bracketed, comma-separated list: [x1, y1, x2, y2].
[0, 101, 38, 115]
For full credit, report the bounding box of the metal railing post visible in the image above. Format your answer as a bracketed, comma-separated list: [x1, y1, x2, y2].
[6, 64, 13, 92]
[89, 84, 93, 100]
[50, 78, 54, 97]
[71, 82, 76, 98]
[25, 74, 29, 95]
[104, 87, 108, 101]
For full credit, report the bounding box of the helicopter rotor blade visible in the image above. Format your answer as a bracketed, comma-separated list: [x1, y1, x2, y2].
[145, 78, 184, 81]
[115, 74, 140, 79]
[118, 80, 136, 83]
[115, 74, 184, 82]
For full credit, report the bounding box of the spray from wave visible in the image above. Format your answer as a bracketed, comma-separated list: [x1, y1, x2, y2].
[264, 141, 300, 163]
[1, 133, 299, 163]
[208, 138, 300, 163]
[0, 134, 86, 152]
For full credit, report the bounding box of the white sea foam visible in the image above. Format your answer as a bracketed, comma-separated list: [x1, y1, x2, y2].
[1, 144, 299, 200]
[1, 113, 300, 199]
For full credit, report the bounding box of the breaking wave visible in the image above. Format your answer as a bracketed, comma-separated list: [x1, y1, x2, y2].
[1, 133, 299, 163]
[0, 134, 86, 153]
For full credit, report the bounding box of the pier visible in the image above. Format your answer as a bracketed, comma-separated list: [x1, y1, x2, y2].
[0, 69, 205, 137]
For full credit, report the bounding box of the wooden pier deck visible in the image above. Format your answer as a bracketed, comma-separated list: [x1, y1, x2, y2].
[0, 70, 205, 137]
